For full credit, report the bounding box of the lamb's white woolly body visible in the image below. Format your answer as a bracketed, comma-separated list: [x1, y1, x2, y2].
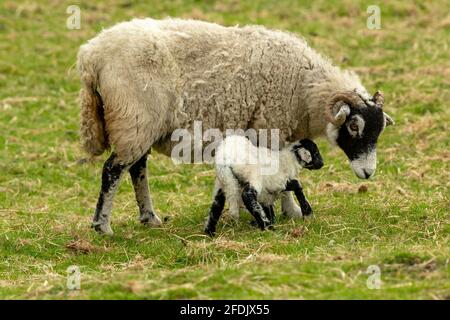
[215, 136, 303, 218]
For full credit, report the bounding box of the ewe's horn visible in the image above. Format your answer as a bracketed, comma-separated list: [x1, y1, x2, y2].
[373, 90, 384, 107]
[325, 92, 364, 126]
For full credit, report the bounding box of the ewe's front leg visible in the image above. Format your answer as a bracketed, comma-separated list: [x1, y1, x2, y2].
[285, 179, 313, 218]
[281, 191, 303, 218]
[129, 152, 162, 227]
[241, 184, 271, 230]
[92, 153, 127, 235]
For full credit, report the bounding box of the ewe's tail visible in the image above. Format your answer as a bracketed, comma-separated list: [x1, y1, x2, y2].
[78, 50, 109, 156]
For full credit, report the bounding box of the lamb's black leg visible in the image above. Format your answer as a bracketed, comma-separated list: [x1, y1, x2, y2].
[92, 153, 127, 235]
[251, 204, 275, 228]
[204, 188, 226, 236]
[266, 205, 275, 225]
[285, 179, 313, 217]
[129, 151, 162, 226]
[241, 184, 270, 230]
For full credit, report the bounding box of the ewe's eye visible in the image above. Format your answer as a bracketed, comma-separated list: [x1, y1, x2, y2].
[347, 115, 365, 138]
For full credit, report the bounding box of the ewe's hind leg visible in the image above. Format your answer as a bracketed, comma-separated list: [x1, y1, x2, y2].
[224, 182, 241, 220]
[129, 151, 162, 226]
[281, 191, 303, 219]
[218, 166, 240, 220]
[204, 188, 226, 236]
[92, 153, 128, 235]
[241, 184, 270, 230]
[228, 201, 240, 221]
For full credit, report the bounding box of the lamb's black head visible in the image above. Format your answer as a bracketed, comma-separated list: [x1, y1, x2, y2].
[292, 139, 324, 170]
[325, 91, 394, 179]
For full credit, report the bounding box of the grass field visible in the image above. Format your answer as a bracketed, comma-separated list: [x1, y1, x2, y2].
[0, 0, 449, 299]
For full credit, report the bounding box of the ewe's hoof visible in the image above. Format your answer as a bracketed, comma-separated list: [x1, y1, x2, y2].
[140, 212, 163, 226]
[303, 213, 315, 221]
[223, 213, 239, 224]
[91, 223, 114, 236]
[282, 207, 303, 219]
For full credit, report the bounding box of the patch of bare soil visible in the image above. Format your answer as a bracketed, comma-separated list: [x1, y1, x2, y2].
[66, 237, 99, 254]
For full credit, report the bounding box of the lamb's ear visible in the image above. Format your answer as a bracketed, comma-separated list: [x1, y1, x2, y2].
[291, 141, 302, 151]
[384, 112, 395, 126]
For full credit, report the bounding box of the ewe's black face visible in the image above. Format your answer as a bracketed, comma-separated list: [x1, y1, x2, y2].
[335, 106, 385, 179]
[325, 91, 394, 179]
[293, 139, 324, 170]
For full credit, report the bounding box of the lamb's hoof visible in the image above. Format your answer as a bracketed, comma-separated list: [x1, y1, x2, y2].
[204, 227, 216, 237]
[140, 212, 162, 227]
[263, 219, 274, 231]
[249, 219, 258, 227]
[301, 204, 313, 216]
[250, 219, 273, 231]
[91, 222, 114, 236]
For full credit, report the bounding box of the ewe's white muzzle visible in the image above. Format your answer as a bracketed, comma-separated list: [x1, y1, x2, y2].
[350, 149, 377, 179]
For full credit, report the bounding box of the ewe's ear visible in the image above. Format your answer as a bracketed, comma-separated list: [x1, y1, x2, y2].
[384, 112, 395, 126]
[373, 90, 384, 106]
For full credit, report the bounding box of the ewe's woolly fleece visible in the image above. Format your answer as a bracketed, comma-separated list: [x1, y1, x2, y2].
[78, 18, 367, 164]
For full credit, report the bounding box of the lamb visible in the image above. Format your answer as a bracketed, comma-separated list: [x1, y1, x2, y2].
[77, 18, 394, 235]
[204, 135, 324, 235]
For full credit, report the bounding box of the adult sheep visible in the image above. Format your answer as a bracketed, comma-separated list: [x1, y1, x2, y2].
[77, 18, 394, 235]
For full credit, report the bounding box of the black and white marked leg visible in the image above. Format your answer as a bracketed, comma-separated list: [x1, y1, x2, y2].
[241, 184, 270, 230]
[92, 153, 127, 235]
[285, 179, 313, 218]
[281, 191, 303, 218]
[129, 152, 162, 227]
[264, 205, 275, 226]
[251, 204, 275, 229]
[204, 188, 226, 236]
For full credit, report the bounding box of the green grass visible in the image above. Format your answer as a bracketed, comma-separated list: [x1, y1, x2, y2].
[0, 0, 449, 299]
